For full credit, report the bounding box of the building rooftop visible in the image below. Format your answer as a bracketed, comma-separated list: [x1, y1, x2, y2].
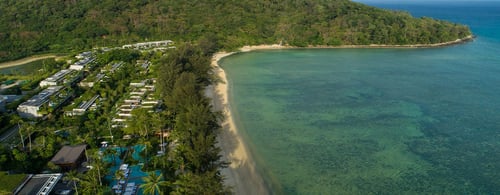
[44, 69, 74, 83]
[75, 95, 99, 111]
[14, 174, 62, 195]
[76, 51, 92, 59]
[19, 86, 63, 107]
[74, 57, 94, 66]
[50, 144, 87, 165]
[110, 62, 124, 72]
[122, 40, 173, 49]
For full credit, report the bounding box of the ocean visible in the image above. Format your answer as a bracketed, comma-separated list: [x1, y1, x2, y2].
[220, 1, 500, 194]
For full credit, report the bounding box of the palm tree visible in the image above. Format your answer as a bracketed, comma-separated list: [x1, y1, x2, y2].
[79, 172, 102, 195]
[140, 172, 168, 195]
[64, 170, 80, 195]
[10, 116, 24, 149]
[114, 169, 125, 183]
[109, 148, 118, 165]
[102, 147, 118, 165]
[25, 123, 34, 152]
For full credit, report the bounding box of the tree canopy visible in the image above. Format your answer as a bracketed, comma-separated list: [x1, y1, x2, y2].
[0, 0, 472, 62]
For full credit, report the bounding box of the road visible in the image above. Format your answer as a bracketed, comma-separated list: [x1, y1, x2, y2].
[0, 55, 58, 69]
[0, 124, 19, 143]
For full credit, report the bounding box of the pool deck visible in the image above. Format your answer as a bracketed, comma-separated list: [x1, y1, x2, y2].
[102, 145, 160, 195]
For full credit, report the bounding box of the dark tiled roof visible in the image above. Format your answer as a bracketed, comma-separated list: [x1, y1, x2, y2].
[50, 144, 87, 165]
[15, 174, 62, 195]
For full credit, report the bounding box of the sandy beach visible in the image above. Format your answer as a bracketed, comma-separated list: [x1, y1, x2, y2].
[207, 50, 269, 195]
[207, 44, 294, 195]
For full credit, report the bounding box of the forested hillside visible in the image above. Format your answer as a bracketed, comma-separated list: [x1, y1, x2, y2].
[0, 0, 472, 62]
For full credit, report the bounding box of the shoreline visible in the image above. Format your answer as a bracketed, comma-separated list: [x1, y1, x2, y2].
[308, 35, 474, 48]
[239, 35, 474, 51]
[208, 52, 270, 195]
[0, 54, 59, 70]
[208, 35, 474, 194]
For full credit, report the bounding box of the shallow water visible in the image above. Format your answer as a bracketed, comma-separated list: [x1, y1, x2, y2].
[221, 2, 500, 194]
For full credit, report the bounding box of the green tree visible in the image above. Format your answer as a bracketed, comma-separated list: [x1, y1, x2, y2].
[21, 122, 35, 152]
[10, 115, 25, 149]
[12, 149, 28, 170]
[114, 169, 125, 183]
[165, 72, 201, 113]
[124, 108, 152, 137]
[171, 171, 228, 195]
[64, 170, 80, 195]
[140, 172, 169, 195]
[103, 147, 118, 165]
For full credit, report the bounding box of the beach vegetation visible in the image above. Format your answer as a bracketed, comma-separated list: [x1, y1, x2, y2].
[140, 172, 169, 195]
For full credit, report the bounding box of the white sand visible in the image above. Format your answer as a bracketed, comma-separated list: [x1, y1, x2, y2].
[208, 45, 291, 195]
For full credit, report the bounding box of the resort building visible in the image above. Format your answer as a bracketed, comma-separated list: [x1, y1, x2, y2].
[79, 73, 105, 87]
[39, 69, 82, 87]
[75, 51, 92, 59]
[17, 86, 72, 118]
[65, 95, 100, 116]
[101, 62, 124, 73]
[17, 86, 62, 118]
[50, 144, 88, 171]
[136, 60, 151, 74]
[112, 79, 159, 128]
[69, 57, 95, 70]
[12, 173, 63, 195]
[122, 40, 173, 50]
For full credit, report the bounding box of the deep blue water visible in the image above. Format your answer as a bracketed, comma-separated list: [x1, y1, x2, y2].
[221, 1, 500, 194]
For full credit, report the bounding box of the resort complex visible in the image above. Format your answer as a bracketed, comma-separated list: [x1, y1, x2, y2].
[17, 86, 72, 118]
[2, 0, 495, 194]
[1, 41, 187, 194]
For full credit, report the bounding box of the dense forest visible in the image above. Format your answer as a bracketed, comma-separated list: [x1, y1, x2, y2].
[0, 0, 472, 62]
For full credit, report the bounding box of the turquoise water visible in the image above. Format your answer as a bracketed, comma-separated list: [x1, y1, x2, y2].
[221, 2, 500, 194]
[103, 145, 159, 195]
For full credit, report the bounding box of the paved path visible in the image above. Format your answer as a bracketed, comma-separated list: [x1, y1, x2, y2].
[0, 124, 19, 143]
[0, 55, 58, 69]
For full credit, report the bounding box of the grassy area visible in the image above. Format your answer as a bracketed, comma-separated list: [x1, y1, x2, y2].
[0, 171, 27, 194]
[0, 58, 52, 76]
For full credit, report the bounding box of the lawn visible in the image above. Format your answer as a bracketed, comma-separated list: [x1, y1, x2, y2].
[0, 171, 27, 194]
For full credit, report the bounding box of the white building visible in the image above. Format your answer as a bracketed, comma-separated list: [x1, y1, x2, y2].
[122, 40, 173, 50]
[65, 95, 99, 116]
[39, 69, 76, 87]
[76, 51, 92, 59]
[69, 57, 95, 70]
[17, 86, 63, 118]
